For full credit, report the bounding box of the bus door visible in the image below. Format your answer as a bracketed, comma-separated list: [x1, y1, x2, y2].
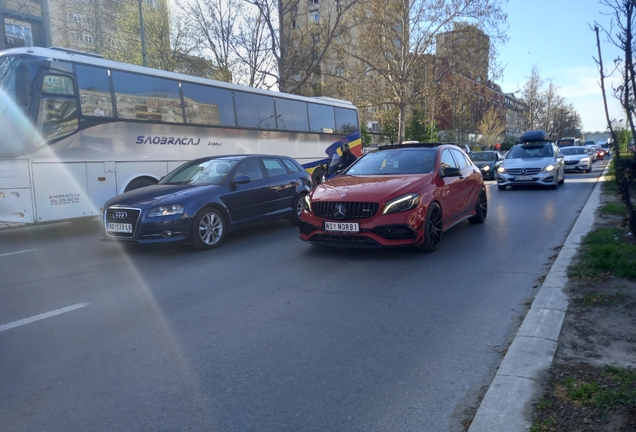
[31, 162, 91, 222]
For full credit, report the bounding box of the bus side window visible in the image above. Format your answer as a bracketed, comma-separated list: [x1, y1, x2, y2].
[308, 103, 335, 133]
[74, 64, 113, 117]
[111, 71, 183, 123]
[275, 98, 309, 132]
[335, 107, 358, 134]
[181, 82, 236, 127]
[235, 92, 276, 130]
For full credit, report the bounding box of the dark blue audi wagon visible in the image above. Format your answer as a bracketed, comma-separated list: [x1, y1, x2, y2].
[101, 155, 312, 249]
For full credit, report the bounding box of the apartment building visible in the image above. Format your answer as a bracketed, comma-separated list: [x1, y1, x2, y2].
[1, 0, 163, 53]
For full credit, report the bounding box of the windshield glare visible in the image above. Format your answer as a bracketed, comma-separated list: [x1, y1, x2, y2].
[346, 149, 436, 175]
[160, 159, 239, 185]
[507, 143, 554, 158]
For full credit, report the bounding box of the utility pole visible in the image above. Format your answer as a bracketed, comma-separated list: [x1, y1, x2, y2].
[137, 0, 147, 66]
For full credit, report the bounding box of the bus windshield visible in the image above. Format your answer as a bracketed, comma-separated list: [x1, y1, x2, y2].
[0, 55, 39, 157]
[0, 55, 19, 104]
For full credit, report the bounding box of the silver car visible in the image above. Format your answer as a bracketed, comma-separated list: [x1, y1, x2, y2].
[560, 146, 592, 173]
[496, 130, 565, 190]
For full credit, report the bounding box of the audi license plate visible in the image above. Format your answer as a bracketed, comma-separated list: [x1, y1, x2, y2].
[515, 175, 534, 181]
[107, 223, 133, 233]
[324, 222, 359, 233]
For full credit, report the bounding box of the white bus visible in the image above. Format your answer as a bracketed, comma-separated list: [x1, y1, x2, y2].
[0, 47, 361, 224]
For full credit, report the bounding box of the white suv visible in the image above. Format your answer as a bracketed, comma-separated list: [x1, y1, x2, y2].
[496, 130, 565, 190]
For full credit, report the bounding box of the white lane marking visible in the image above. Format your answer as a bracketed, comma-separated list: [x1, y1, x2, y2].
[0, 302, 91, 333]
[0, 249, 37, 258]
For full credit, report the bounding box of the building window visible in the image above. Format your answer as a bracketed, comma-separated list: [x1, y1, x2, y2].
[83, 34, 94, 44]
[5, 20, 34, 46]
[292, 20, 298, 29]
[309, 13, 319, 21]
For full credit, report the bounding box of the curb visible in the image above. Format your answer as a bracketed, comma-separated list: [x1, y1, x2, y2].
[468, 163, 612, 431]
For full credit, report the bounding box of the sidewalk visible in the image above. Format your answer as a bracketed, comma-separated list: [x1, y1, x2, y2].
[468, 164, 610, 431]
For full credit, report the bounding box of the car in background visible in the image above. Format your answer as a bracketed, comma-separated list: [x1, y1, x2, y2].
[101, 155, 312, 250]
[591, 145, 606, 160]
[469, 151, 504, 180]
[629, 140, 635, 152]
[560, 146, 592, 173]
[599, 141, 612, 156]
[584, 145, 598, 162]
[584, 140, 596, 146]
[496, 130, 565, 190]
[298, 142, 487, 252]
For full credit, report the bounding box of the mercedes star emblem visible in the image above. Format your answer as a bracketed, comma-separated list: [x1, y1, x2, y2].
[333, 203, 347, 220]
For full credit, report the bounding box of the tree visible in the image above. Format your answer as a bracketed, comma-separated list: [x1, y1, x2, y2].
[478, 107, 505, 149]
[518, 66, 582, 139]
[345, 0, 507, 143]
[241, 0, 362, 93]
[406, 108, 438, 142]
[104, 0, 208, 76]
[593, 1, 636, 235]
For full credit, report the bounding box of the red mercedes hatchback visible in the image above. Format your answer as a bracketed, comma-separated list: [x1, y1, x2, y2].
[298, 143, 487, 252]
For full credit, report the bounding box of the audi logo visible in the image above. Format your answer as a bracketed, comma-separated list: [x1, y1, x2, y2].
[112, 211, 128, 219]
[333, 203, 347, 220]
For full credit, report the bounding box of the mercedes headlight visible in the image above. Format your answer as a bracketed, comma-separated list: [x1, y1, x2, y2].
[147, 204, 184, 217]
[303, 194, 312, 213]
[542, 164, 556, 173]
[497, 166, 507, 173]
[382, 193, 421, 215]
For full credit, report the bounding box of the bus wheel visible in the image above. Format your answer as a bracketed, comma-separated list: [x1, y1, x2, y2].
[191, 207, 226, 250]
[125, 177, 157, 192]
[312, 168, 325, 187]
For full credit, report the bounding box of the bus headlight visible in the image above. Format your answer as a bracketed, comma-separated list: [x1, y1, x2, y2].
[147, 204, 184, 217]
[383, 193, 420, 215]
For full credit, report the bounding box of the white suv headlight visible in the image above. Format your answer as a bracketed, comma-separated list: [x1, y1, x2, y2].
[497, 166, 507, 173]
[147, 204, 184, 217]
[542, 164, 556, 173]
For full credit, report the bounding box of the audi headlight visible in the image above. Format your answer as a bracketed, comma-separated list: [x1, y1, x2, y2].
[382, 193, 421, 215]
[542, 164, 556, 173]
[147, 204, 184, 217]
[303, 194, 312, 213]
[497, 166, 507, 173]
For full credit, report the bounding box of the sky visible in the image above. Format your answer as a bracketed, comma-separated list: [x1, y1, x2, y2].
[497, 0, 624, 133]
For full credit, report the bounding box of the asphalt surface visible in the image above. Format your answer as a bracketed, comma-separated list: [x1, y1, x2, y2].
[468, 162, 611, 431]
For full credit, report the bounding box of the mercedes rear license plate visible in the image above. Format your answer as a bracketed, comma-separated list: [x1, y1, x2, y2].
[107, 223, 133, 233]
[515, 175, 533, 181]
[324, 222, 359, 233]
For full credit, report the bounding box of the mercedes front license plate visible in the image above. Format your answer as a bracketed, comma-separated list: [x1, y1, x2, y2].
[107, 223, 133, 233]
[515, 175, 533, 181]
[324, 222, 359, 233]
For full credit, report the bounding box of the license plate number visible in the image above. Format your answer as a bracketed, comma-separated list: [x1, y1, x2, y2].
[324, 222, 359, 233]
[107, 222, 132, 233]
[515, 175, 533, 181]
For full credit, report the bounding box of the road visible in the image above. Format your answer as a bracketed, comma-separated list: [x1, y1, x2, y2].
[0, 161, 608, 431]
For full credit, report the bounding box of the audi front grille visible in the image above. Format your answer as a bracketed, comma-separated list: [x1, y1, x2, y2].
[104, 208, 141, 238]
[313, 201, 379, 220]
